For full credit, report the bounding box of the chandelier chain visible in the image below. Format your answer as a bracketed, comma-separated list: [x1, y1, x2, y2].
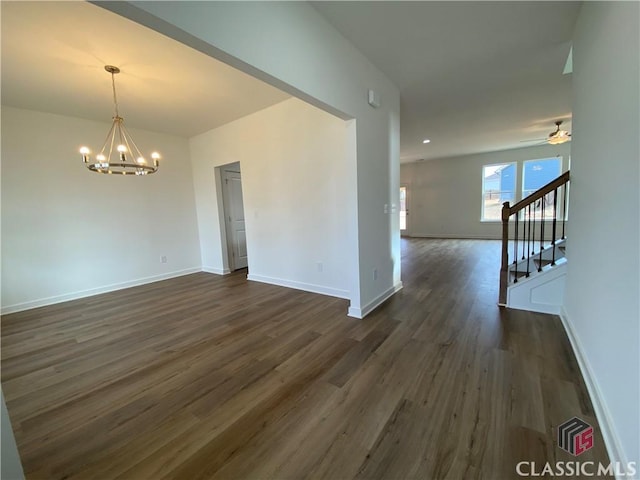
[111, 71, 120, 119]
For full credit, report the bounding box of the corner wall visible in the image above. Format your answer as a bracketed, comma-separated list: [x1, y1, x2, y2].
[564, 1, 639, 467]
[190, 98, 351, 300]
[400, 143, 571, 239]
[1, 107, 201, 312]
[100, 0, 401, 317]
[1, 390, 23, 479]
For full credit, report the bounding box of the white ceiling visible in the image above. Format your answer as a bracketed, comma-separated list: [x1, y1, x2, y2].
[2, 1, 579, 161]
[0, 1, 290, 138]
[311, 1, 580, 162]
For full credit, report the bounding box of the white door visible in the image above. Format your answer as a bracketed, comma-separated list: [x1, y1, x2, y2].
[222, 169, 248, 270]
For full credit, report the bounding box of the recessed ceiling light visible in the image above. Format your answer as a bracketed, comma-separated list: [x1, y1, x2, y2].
[422, 139, 431, 144]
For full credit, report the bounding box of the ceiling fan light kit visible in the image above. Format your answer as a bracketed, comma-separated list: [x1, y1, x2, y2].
[547, 120, 571, 145]
[80, 65, 160, 176]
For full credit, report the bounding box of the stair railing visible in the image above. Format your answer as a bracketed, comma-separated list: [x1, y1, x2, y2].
[499, 171, 570, 305]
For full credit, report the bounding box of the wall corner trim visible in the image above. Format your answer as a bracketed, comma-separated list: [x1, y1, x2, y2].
[348, 282, 403, 319]
[559, 307, 629, 475]
[202, 266, 231, 275]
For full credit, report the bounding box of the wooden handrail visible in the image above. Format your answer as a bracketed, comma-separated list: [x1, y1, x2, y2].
[506, 171, 570, 215]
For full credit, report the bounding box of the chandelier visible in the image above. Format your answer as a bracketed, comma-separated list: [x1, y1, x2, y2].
[80, 65, 160, 175]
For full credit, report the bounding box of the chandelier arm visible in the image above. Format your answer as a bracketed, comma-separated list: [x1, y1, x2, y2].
[122, 123, 146, 161]
[116, 118, 127, 152]
[108, 119, 118, 159]
[98, 120, 117, 157]
[120, 125, 139, 163]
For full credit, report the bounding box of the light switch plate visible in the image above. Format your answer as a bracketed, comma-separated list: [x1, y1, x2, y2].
[368, 89, 380, 108]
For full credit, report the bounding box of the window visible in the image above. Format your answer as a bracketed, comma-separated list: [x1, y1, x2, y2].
[522, 157, 562, 220]
[482, 163, 516, 221]
[522, 157, 562, 198]
[481, 157, 565, 221]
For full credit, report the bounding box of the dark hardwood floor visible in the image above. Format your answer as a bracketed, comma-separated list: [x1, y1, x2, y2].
[1, 238, 610, 479]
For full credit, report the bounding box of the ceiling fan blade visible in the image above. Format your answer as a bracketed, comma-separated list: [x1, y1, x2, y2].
[519, 138, 547, 143]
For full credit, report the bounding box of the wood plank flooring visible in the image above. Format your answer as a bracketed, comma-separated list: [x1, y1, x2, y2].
[1, 238, 610, 479]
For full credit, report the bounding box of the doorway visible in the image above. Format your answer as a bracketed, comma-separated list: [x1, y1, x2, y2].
[221, 164, 248, 271]
[400, 186, 408, 234]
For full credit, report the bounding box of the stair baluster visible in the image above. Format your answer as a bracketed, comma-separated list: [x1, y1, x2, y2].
[538, 216, 544, 274]
[514, 211, 519, 283]
[551, 188, 558, 266]
[541, 199, 545, 252]
[562, 183, 568, 240]
[521, 208, 526, 261]
[526, 204, 531, 277]
[532, 199, 536, 256]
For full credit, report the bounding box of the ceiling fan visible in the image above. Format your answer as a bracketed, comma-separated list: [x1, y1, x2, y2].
[521, 120, 572, 145]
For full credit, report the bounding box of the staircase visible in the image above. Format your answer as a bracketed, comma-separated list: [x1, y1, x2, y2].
[499, 171, 570, 314]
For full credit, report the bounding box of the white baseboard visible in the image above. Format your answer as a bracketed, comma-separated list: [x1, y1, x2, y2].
[559, 307, 629, 478]
[407, 232, 561, 242]
[407, 233, 502, 240]
[348, 282, 403, 319]
[1, 268, 201, 315]
[246, 274, 350, 300]
[202, 266, 231, 275]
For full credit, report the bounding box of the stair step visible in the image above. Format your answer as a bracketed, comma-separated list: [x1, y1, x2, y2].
[541, 241, 566, 251]
[509, 256, 568, 284]
[533, 258, 553, 268]
[510, 270, 530, 281]
[511, 242, 566, 269]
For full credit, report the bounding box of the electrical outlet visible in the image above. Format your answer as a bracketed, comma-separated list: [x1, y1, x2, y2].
[160, 255, 167, 264]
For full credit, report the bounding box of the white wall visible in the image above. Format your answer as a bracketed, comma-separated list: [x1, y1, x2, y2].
[1, 107, 201, 312]
[1, 391, 24, 480]
[564, 2, 639, 467]
[190, 98, 351, 299]
[400, 142, 571, 239]
[99, 1, 402, 317]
